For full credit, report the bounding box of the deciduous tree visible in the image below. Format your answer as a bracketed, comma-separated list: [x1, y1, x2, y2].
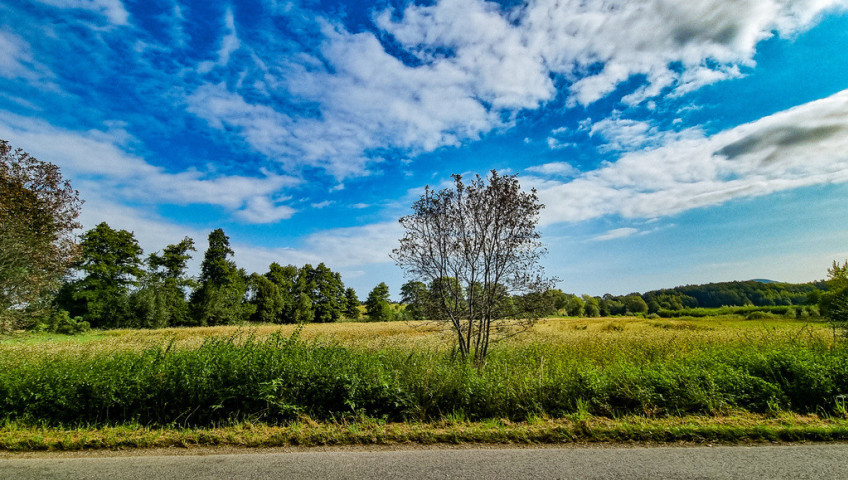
[0, 139, 82, 329]
[134, 237, 196, 327]
[66, 222, 144, 328]
[365, 282, 393, 322]
[393, 170, 553, 364]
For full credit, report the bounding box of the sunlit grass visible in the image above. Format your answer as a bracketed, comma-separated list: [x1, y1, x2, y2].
[0, 315, 844, 450]
[0, 315, 830, 356]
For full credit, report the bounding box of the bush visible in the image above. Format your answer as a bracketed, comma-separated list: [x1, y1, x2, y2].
[746, 311, 778, 320]
[30, 309, 90, 335]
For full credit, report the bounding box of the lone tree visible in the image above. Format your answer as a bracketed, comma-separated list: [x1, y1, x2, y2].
[393, 170, 553, 364]
[1, 140, 82, 329]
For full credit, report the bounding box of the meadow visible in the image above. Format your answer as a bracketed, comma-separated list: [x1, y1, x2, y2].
[3, 315, 848, 450]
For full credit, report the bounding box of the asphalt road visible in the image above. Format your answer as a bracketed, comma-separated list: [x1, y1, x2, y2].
[4, 444, 848, 479]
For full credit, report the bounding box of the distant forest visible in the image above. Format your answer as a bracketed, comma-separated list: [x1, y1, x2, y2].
[642, 280, 825, 310]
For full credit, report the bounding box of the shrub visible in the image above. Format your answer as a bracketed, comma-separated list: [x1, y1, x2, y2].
[746, 311, 778, 320]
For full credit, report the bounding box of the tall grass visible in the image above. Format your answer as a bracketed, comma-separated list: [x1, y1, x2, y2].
[2, 321, 847, 427]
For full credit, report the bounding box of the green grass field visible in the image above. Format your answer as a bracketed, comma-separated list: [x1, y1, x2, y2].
[2, 315, 847, 450]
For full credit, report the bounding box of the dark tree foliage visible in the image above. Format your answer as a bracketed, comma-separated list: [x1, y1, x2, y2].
[304, 263, 345, 323]
[343, 287, 360, 319]
[641, 280, 823, 310]
[400, 281, 428, 320]
[65, 222, 144, 328]
[393, 171, 553, 364]
[265, 262, 299, 323]
[0, 139, 82, 329]
[249, 274, 285, 324]
[821, 261, 848, 337]
[132, 237, 196, 328]
[190, 229, 253, 326]
[365, 282, 393, 322]
[251, 262, 349, 324]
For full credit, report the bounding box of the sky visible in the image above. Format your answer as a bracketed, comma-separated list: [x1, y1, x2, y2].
[2, 0, 848, 299]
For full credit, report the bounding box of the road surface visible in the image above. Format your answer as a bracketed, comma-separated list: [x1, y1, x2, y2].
[3, 444, 847, 479]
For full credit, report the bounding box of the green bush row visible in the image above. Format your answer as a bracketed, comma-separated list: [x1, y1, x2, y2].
[656, 305, 820, 318]
[2, 335, 848, 427]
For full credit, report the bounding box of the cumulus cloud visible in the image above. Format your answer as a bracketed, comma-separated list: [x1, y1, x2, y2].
[523, 0, 846, 105]
[537, 88, 848, 224]
[525, 162, 579, 178]
[589, 113, 703, 153]
[0, 114, 300, 223]
[182, 0, 846, 180]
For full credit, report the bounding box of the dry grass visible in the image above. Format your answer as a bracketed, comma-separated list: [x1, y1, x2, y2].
[3, 412, 848, 452]
[0, 316, 830, 361]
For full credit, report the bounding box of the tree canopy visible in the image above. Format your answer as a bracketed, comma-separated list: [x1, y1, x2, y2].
[393, 170, 552, 364]
[0, 139, 82, 328]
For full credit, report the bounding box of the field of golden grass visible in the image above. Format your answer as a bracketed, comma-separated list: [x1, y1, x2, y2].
[1, 315, 832, 360]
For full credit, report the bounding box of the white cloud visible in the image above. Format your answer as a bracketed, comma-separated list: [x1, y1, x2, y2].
[375, 0, 554, 110]
[33, 0, 129, 25]
[590, 113, 703, 153]
[197, 8, 240, 74]
[523, 0, 847, 105]
[230, 222, 401, 273]
[525, 162, 579, 178]
[538, 88, 848, 224]
[183, 0, 846, 180]
[0, 32, 35, 79]
[593, 227, 640, 241]
[0, 114, 300, 224]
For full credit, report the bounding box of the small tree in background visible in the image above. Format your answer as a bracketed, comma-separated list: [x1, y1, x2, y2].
[343, 287, 360, 319]
[393, 170, 553, 364]
[366, 282, 393, 321]
[0, 139, 82, 330]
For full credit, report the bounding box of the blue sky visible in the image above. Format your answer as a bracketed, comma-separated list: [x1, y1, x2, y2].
[2, 0, 848, 298]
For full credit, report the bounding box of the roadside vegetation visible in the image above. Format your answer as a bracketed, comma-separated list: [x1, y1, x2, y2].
[4, 316, 848, 451]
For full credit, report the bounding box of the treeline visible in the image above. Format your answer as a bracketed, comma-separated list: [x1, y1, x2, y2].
[32, 222, 841, 332]
[642, 280, 824, 311]
[537, 280, 829, 319]
[50, 222, 364, 330]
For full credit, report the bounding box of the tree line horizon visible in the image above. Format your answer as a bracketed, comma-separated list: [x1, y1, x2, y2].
[37, 220, 831, 332]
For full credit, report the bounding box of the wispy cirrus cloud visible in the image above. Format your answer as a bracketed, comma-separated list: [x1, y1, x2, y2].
[33, 0, 129, 25]
[593, 227, 641, 242]
[538, 88, 848, 224]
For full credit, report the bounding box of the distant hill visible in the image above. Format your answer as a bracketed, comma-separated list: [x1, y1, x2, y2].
[750, 279, 779, 284]
[640, 279, 826, 309]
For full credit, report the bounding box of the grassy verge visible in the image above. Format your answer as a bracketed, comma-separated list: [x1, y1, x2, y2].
[2, 324, 847, 427]
[3, 414, 848, 452]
